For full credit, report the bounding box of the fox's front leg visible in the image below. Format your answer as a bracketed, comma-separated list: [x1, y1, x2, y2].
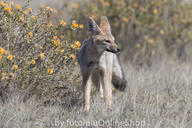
[82, 73, 92, 112]
[100, 70, 112, 110]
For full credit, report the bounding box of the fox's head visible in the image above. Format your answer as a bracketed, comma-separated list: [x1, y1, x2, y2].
[88, 16, 120, 53]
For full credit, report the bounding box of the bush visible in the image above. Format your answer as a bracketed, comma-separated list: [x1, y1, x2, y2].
[69, 0, 192, 63]
[0, 1, 82, 102]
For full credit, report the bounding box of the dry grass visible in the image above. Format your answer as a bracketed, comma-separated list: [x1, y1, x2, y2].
[0, 61, 192, 128]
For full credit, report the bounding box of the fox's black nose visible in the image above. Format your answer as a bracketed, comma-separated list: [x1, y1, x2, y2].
[117, 48, 120, 52]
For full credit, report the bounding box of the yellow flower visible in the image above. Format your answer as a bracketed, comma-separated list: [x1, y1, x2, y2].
[0, 47, 7, 55]
[46, 6, 53, 12]
[71, 54, 76, 59]
[28, 8, 32, 13]
[76, 41, 81, 48]
[60, 20, 66, 26]
[79, 24, 84, 29]
[28, 32, 33, 37]
[19, 16, 24, 21]
[40, 53, 45, 59]
[49, 7, 53, 12]
[153, 8, 158, 15]
[72, 23, 79, 28]
[31, 16, 37, 22]
[47, 68, 53, 74]
[133, 2, 138, 8]
[23, 10, 27, 15]
[60, 49, 64, 53]
[12, 65, 18, 70]
[4, 7, 12, 14]
[7, 55, 14, 61]
[16, 4, 21, 10]
[74, 62, 78, 65]
[31, 59, 36, 64]
[147, 38, 154, 44]
[0, 1, 8, 7]
[0, 55, 2, 59]
[70, 44, 76, 49]
[53, 36, 60, 46]
[72, 3, 78, 9]
[136, 43, 141, 48]
[104, 1, 110, 6]
[60, 35, 64, 39]
[4, 7, 11, 12]
[122, 17, 129, 23]
[53, 39, 60, 46]
[53, 36, 58, 40]
[39, 46, 43, 49]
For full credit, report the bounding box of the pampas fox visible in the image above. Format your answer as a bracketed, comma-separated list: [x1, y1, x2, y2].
[77, 16, 126, 112]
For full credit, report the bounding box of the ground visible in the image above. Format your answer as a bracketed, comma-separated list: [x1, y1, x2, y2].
[0, 61, 192, 128]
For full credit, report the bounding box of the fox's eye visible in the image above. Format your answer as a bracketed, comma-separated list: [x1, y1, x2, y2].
[104, 40, 110, 43]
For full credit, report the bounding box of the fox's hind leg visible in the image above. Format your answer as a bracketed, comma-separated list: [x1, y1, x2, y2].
[91, 71, 103, 98]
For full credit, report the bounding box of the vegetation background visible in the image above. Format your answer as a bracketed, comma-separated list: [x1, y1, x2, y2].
[0, 0, 192, 127]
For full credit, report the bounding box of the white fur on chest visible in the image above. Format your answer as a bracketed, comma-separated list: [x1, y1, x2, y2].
[98, 51, 113, 70]
[112, 55, 123, 79]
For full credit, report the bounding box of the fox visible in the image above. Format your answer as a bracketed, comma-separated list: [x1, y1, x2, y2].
[77, 16, 126, 112]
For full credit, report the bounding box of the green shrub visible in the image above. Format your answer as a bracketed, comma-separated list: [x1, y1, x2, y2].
[0, 1, 82, 101]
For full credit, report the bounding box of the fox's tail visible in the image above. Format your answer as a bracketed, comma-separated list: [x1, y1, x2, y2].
[112, 55, 126, 91]
[112, 72, 126, 91]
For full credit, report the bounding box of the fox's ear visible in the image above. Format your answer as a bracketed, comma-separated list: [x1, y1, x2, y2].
[100, 16, 111, 34]
[88, 17, 101, 35]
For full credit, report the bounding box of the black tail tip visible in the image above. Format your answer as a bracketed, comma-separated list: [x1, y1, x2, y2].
[113, 79, 126, 91]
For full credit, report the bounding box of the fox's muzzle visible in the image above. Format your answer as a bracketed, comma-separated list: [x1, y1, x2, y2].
[116, 48, 120, 52]
[106, 47, 120, 53]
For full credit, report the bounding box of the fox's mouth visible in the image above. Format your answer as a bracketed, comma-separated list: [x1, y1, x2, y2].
[105, 48, 120, 53]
